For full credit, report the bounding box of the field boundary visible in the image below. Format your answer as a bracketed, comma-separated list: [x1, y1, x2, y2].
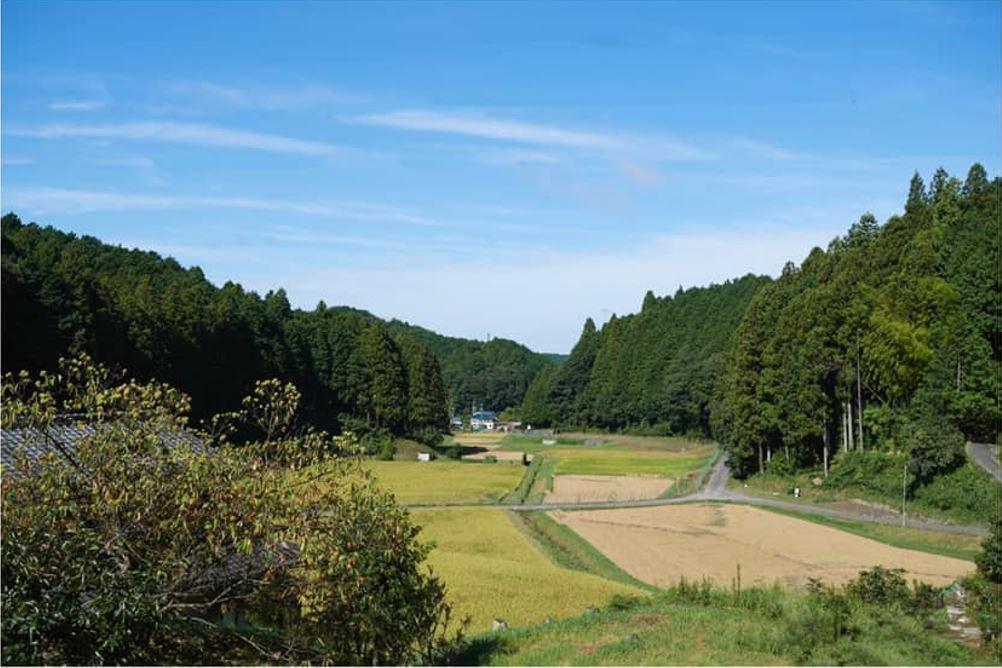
[507, 510, 656, 592]
[752, 504, 981, 562]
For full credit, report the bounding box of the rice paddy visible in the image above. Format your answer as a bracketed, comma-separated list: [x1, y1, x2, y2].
[412, 508, 646, 632]
[366, 460, 525, 505]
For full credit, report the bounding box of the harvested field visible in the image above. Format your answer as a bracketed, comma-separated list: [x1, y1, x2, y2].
[413, 508, 644, 631]
[544, 474, 671, 504]
[453, 432, 505, 448]
[551, 503, 974, 588]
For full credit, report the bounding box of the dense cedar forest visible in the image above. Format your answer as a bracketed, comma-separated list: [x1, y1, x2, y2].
[381, 320, 556, 414]
[520, 274, 770, 435]
[713, 165, 1000, 478]
[0, 214, 552, 436]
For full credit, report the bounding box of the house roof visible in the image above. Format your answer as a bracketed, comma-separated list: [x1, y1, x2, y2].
[1, 420, 206, 475]
[471, 411, 496, 420]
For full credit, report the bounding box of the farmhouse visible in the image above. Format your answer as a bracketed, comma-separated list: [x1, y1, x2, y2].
[470, 410, 497, 431]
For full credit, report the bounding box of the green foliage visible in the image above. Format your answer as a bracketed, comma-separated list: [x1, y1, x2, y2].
[454, 570, 981, 666]
[716, 166, 1000, 478]
[0, 357, 456, 665]
[522, 275, 769, 434]
[902, 416, 966, 484]
[0, 215, 451, 438]
[976, 516, 1002, 584]
[383, 320, 555, 413]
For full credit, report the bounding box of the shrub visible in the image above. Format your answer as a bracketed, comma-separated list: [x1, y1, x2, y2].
[445, 445, 464, 460]
[377, 439, 396, 461]
[901, 416, 966, 485]
[411, 426, 445, 448]
[0, 357, 457, 665]
[977, 516, 1002, 584]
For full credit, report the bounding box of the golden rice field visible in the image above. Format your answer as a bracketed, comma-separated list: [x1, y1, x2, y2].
[412, 508, 645, 631]
[548, 446, 714, 477]
[366, 460, 525, 505]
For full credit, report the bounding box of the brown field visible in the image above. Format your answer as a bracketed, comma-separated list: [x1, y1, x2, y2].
[544, 474, 671, 504]
[551, 503, 974, 588]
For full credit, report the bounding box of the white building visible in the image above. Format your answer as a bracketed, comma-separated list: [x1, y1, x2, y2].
[470, 410, 497, 431]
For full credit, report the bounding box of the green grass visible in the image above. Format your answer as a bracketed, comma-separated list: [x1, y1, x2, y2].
[510, 510, 655, 591]
[755, 505, 983, 562]
[740, 454, 999, 526]
[502, 432, 706, 454]
[365, 460, 524, 505]
[501, 456, 543, 504]
[412, 508, 646, 632]
[453, 582, 991, 666]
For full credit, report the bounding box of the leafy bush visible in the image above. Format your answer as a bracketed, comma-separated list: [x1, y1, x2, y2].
[377, 438, 396, 461]
[445, 445, 464, 460]
[901, 416, 966, 485]
[977, 516, 1002, 584]
[411, 425, 445, 447]
[912, 463, 999, 524]
[0, 357, 457, 665]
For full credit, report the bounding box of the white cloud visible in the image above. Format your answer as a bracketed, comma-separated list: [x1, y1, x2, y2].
[9, 121, 341, 156]
[161, 80, 362, 110]
[7, 187, 437, 226]
[352, 109, 714, 161]
[48, 99, 108, 112]
[277, 226, 842, 352]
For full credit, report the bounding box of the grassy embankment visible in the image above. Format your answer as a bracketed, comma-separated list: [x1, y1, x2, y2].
[737, 456, 999, 526]
[452, 579, 993, 666]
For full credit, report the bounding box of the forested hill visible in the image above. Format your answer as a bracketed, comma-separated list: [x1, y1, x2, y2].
[1, 215, 460, 436]
[713, 165, 1000, 478]
[520, 273, 771, 435]
[381, 320, 555, 413]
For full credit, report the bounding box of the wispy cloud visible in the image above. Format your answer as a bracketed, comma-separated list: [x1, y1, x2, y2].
[351, 109, 714, 161]
[48, 99, 109, 112]
[9, 121, 342, 156]
[161, 79, 362, 111]
[8, 187, 437, 225]
[729, 138, 805, 161]
[2, 156, 35, 166]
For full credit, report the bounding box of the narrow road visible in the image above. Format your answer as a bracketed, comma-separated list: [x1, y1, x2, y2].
[966, 442, 1002, 484]
[405, 456, 986, 536]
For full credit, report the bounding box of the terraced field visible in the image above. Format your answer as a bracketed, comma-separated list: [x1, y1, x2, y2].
[413, 508, 645, 631]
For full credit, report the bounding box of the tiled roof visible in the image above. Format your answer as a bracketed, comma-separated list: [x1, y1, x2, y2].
[471, 411, 496, 420]
[1, 421, 205, 475]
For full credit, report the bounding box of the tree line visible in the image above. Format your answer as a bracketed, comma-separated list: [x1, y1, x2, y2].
[519, 164, 998, 493]
[520, 273, 770, 435]
[0, 214, 450, 440]
[713, 165, 999, 478]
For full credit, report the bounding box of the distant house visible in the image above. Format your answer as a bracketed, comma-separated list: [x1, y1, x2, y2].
[450, 416, 464, 430]
[470, 410, 497, 431]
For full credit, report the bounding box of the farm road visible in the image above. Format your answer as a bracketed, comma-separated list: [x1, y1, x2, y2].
[966, 442, 1001, 484]
[406, 457, 987, 536]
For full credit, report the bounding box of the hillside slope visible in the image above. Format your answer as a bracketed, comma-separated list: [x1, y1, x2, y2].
[520, 274, 770, 435]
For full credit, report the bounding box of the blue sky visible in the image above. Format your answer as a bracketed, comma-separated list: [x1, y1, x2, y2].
[2, 1, 999, 352]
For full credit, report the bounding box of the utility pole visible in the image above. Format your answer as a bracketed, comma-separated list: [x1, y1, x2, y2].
[901, 460, 908, 527]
